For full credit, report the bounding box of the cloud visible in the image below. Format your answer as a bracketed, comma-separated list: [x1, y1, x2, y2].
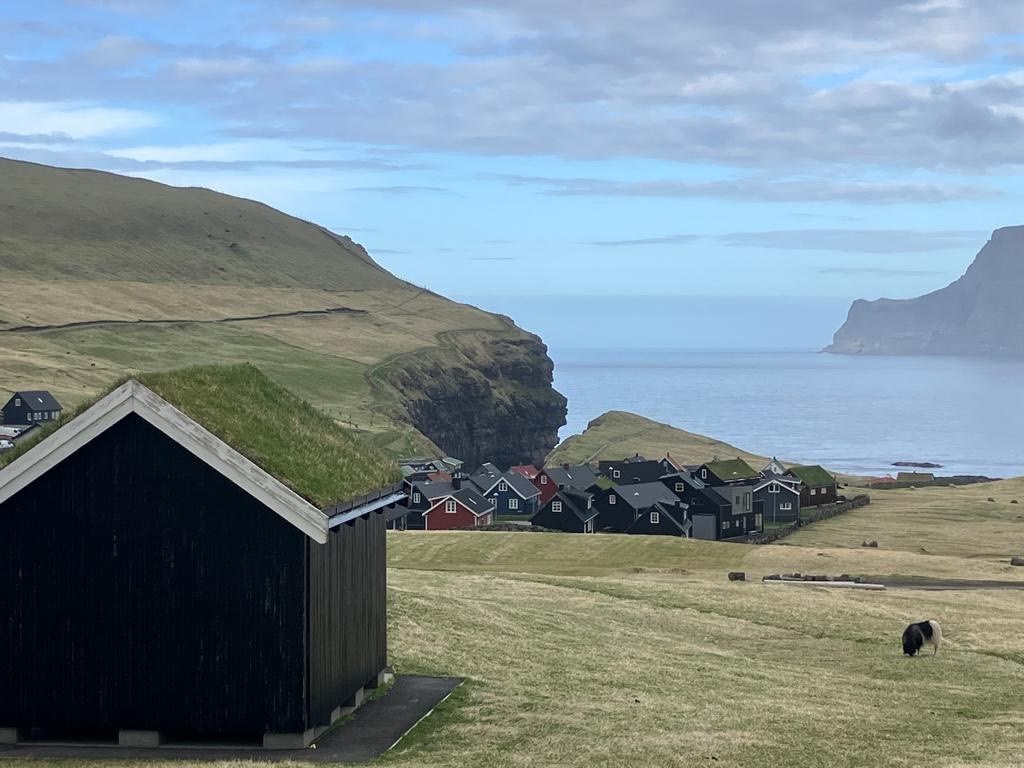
[818, 266, 948, 276]
[489, 174, 996, 204]
[584, 235, 701, 247]
[0, 102, 157, 139]
[348, 185, 450, 195]
[719, 229, 987, 253]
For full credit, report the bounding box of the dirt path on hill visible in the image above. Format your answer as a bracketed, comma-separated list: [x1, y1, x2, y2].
[0, 306, 367, 333]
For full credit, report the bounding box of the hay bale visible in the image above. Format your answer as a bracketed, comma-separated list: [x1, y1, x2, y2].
[988, 498, 996, 502]
[862, 540, 878, 548]
[1010, 557, 1024, 567]
[728, 571, 746, 581]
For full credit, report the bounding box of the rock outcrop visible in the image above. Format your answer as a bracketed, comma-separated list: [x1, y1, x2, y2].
[825, 226, 1024, 356]
[371, 328, 567, 468]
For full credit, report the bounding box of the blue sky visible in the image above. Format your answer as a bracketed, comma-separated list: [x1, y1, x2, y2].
[3, 0, 1024, 304]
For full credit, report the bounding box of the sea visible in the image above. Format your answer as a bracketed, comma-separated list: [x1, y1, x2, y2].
[457, 295, 1024, 479]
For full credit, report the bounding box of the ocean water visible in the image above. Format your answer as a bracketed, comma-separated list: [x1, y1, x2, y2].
[550, 348, 1024, 479]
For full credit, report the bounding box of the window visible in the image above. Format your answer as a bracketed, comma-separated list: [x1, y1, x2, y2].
[612, 469, 620, 479]
[810, 488, 817, 496]
[413, 492, 421, 503]
[769, 483, 779, 494]
[701, 468, 708, 479]
[744, 493, 751, 511]
[587, 498, 592, 509]
[721, 519, 728, 531]
[540, 475, 548, 485]
[650, 511, 660, 524]
[755, 514, 762, 528]
[780, 502, 792, 511]
[509, 498, 519, 510]
[14, 398, 20, 406]
[445, 499, 457, 513]
[552, 501, 562, 513]
[609, 495, 616, 505]
[675, 482, 684, 492]
[498, 481, 508, 492]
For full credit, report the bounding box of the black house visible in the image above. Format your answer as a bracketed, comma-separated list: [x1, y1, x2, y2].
[531, 488, 598, 533]
[1, 390, 62, 425]
[598, 458, 668, 485]
[594, 481, 681, 533]
[0, 377, 391, 749]
[625, 501, 692, 537]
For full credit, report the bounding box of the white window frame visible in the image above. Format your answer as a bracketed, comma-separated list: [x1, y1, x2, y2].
[540, 475, 548, 485]
[14, 398, 20, 406]
[609, 495, 616, 505]
[769, 483, 779, 494]
[721, 519, 728, 531]
[612, 469, 620, 479]
[650, 511, 660, 524]
[413, 492, 421, 503]
[445, 499, 457, 513]
[810, 488, 817, 496]
[701, 468, 708, 479]
[675, 482, 684, 492]
[744, 493, 751, 511]
[780, 502, 792, 511]
[552, 501, 562, 512]
[498, 481, 508, 492]
[508, 498, 519, 510]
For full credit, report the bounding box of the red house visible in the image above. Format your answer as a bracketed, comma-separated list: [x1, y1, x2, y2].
[509, 464, 540, 480]
[422, 486, 495, 530]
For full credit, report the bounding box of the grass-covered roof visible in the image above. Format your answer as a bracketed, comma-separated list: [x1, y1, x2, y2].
[705, 458, 758, 480]
[0, 363, 401, 507]
[786, 464, 835, 488]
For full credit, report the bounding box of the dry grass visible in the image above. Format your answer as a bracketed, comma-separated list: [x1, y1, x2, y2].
[788, 478, 1024, 561]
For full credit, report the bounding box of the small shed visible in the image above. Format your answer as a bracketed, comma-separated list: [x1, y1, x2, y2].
[0, 365, 400, 748]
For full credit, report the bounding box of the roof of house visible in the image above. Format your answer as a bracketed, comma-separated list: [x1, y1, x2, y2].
[509, 464, 539, 479]
[650, 502, 693, 535]
[4, 390, 62, 412]
[753, 476, 801, 495]
[544, 463, 600, 490]
[550, 488, 598, 523]
[470, 470, 540, 499]
[703, 458, 759, 481]
[661, 471, 708, 490]
[785, 465, 836, 488]
[427, 486, 495, 517]
[612, 481, 681, 510]
[410, 479, 457, 499]
[896, 471, 935, 482]
[0, 366, 402, 543]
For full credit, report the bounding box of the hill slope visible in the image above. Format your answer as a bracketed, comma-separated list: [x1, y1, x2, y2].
[548, 410, 771, 467]
[826, 226, 1024, 356]
[0, 158, 566, 465]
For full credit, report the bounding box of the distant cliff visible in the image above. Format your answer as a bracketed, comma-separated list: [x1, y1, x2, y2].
[826, 226, 1024, 356]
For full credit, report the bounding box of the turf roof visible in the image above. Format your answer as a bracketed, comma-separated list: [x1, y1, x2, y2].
[786, 464, 835, 488]
[705, 458, 758, 480]
[0, 364, 401, 507]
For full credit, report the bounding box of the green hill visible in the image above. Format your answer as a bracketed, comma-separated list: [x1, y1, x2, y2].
[548, 410, 771, 467]
[0, 158, 566, 465]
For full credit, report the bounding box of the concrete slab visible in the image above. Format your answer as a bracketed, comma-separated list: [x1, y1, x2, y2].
[0, 675, 463, 763]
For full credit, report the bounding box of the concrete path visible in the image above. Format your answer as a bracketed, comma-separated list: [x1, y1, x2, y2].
[880, 577, 1024, 590]
[0, 675, 462, 763]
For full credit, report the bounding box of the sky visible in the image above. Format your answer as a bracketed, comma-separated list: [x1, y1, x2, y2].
[3, 0, 1024, 312]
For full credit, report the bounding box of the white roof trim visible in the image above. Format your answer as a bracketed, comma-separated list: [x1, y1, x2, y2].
[0, 380, 330, 543]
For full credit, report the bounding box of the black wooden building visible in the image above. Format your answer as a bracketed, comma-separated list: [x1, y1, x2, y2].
[0, 379, 389, 749]
[1, 390, 62, 426]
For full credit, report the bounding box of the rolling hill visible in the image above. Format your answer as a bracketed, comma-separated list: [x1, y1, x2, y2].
[0, 158, 566, 465]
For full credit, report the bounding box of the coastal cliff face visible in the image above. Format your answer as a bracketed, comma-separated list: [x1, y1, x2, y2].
[372, 328, 568, 468]
[826, 226, 1024, 356]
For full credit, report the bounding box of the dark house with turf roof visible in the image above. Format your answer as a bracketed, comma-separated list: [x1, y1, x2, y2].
[784, 464, 837, 507]
[696, 458, 760, 486]
[531, 487, 598, 533]
[625, 500, 692, 537]
[0, 367, 400, 749]
[593, 481, 682, 533]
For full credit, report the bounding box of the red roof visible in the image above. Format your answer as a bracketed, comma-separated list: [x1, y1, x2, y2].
[509, 464, 540, 480]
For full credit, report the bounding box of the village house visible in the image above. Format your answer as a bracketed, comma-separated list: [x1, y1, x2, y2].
[531, 487, 598, 533]
[0, 369, 393, 748]
[753, 475, 802, 523]
[625, 500, 692, 537]
[598, 457, 668, 485]
[593, 481, 682, 533]
[533, 462, 601, 505]
[470, 469, 541, 517]
[696, 457, 759, 486]
[784, 465, 838, 507]
[421, 484, 495, 530]
[1, 390, 62, 426]
[509, 463, 540, 480]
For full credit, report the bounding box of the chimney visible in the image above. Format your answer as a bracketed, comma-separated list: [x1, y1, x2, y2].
[452, 473, 463, 490]
[563, 462, 570, 471]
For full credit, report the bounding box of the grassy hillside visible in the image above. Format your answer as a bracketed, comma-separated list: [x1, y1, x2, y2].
[549, 410, 771, 467]
[0, 158, 562, 460]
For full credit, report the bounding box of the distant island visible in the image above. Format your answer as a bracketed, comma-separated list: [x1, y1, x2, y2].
[825, 226, 1024, 356]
